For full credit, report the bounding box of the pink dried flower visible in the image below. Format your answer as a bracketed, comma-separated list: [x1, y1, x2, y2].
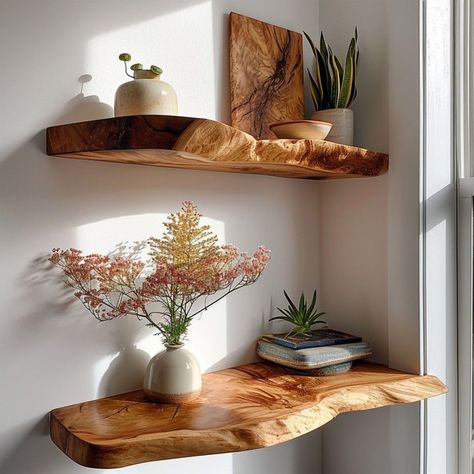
[50, 202, 271, 345]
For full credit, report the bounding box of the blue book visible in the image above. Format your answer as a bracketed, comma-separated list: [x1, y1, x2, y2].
[263, 328, 362, 350]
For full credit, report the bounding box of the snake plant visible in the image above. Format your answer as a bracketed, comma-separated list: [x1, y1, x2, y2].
[270, 290, 326, 337]
[304, 29, 359, 111]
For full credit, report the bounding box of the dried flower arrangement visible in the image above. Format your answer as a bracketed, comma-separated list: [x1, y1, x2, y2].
[50, 202, 271, 346]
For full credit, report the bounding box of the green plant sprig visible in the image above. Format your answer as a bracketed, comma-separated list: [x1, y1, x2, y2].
[269, 290, 326, 337]
[304, 28, 359, 111]
[118, 53, 163, 78]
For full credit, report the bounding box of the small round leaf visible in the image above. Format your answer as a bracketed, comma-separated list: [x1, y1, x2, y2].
[118, 53, 131, 62]
[150, 65, 163, 75]
[130, 63, 143, 70]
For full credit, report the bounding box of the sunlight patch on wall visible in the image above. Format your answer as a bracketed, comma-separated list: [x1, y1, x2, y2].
[85, 1, 216, 118]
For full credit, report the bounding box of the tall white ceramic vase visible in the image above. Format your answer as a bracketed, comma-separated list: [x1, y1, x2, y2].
[143, 344, 202, 404]
[114, 70, 178, 117]
[312, 108, 353, 146]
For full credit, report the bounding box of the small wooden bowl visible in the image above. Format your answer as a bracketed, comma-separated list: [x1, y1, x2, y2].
[269, 119, 333, 140]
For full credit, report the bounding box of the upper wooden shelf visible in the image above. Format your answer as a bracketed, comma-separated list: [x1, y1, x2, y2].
[46, 115, 388, 179]
[50, 361, 446, 469]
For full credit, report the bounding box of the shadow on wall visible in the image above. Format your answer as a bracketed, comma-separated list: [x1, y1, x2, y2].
[57, 75, 113, 124]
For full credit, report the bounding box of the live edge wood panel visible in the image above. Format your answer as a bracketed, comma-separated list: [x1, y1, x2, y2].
[229, 12, 304, 139]
[50, 361, 447, 469]
[46, 115, 388, 179]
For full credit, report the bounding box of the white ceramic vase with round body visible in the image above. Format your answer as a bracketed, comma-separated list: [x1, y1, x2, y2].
[143, 344, 202, 403]
[114, 70, 178, 117]
[311, 108, 353, 146]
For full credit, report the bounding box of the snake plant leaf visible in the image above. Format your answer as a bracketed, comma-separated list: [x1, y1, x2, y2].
[338, 38, 355, 108]
[328, 47, 340, 106]
[313, 56, 323, 98]
[349, 86, 358, 105]
[308, 69, 321, 110]
[316, 49, 330, 107]
[334, 55, 344, 81]
[304, 31, 325, 109]
[304, 31, 318, 59]
[320, 31, 329, 64]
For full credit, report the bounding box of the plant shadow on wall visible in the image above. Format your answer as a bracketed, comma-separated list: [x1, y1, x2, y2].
[28, 250, 153, 389]
[57, 75, 114, 124]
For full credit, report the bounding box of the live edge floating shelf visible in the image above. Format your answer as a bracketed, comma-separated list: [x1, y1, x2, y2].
[46, 115, 388, 179]
[50, 361, 446, 469]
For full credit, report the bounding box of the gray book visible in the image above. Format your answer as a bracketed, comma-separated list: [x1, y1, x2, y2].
[257, 338, 372, 371]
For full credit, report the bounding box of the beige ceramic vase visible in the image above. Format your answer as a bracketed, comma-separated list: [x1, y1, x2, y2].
[143, 344, 202, 403]
[114, 70, 178, 117]
[311, 108, 353, 146]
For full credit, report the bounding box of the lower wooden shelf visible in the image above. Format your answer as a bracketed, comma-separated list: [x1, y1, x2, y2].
[50, 361, 446, 469]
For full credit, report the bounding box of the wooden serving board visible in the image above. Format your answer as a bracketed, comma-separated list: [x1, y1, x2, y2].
[229, 12, 304, 139]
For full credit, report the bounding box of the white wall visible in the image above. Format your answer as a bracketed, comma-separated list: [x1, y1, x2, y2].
[318, 1, 424, 473]
[0, 1, 323, 473]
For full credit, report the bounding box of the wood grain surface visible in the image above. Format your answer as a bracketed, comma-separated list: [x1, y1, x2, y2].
[229, 12, 304, 138]
[50, 361, 447, 469]
[46, 115, 388, 179]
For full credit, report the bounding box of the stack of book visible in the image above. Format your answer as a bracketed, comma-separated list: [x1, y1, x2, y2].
[257, 328, 372, 375]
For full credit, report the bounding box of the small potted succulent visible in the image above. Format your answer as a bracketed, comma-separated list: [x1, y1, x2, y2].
[270, 290, 326, 337]
[304, 29, 359, 145]
[114, 52, 178, 117]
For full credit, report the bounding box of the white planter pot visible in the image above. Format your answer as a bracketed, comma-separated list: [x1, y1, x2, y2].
[143, 344, 201, 403]
[311, 108, 353, 146]
[114, 70, 178, 117]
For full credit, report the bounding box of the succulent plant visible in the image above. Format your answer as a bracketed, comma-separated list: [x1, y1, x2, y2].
[269, 290, 326, 337]
[304, 29, 359, 111]
[118, 53, 163, 78]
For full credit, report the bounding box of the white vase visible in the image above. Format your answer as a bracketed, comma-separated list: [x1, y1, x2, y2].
[311, 108, 353, 146]
[114, 70, 178, 117]
[143, 344, 201, 403]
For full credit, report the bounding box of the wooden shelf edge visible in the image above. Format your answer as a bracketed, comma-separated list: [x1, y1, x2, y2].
[49, 361, 446, 469]
[46, 115, 388, 180]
